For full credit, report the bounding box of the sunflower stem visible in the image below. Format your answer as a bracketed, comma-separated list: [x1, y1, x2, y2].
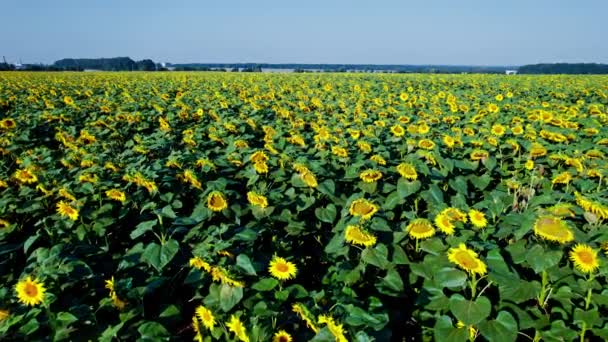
[538, 270, 549, 307]
[469, 273, 478, 299]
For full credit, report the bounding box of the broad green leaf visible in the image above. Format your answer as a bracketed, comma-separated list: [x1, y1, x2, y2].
[236, 254, 257, 275]
[449, 294, 491, 325]
[219, 284, 243, 312]
[141, 240, 179, 272]
[478, 311, 518, 342]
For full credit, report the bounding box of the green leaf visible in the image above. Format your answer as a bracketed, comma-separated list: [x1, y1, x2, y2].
[252, 278, 279, 291]
[397, 179, 421, 198]
[236, 254, 257, 275]
[478, 311, 518, 342]
[56, 312, 78, 325]
[219, 284, 243, 312]
[159, 305, 180, 318]
[345, 305, 389, 330]
[141, 240, 179, 272]
[383, 191, 404, 210]
[573, 308, 600, 328]
[361, 244, 391, 269]
[130, 219, 157, 240]
[315, 204, 337, 223]
[435, 267, 467, 288]
[449, 294, 491, 325]
[310, 327, 336, 342]
[318, 180, 336, 196]
[449, 177, 468, 195]
[433, 315, 469, 342]
[380, 269, 404, 292]
[138, 321, 169, 341]
[426, 184, 444, 205]
[525, 245, 562, 273]
[160, 205, 177, 219]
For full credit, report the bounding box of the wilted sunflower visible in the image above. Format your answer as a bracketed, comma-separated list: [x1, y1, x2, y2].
[195, 305, 216, 330]
[269, 256, 297, 281]
[552, 172, 572, 185]
[447, 244, 487, 276]
[349, 198, 378, 220]
[56, 201, 79, 221]
[569, 244, 599, 274]
[247, 191, 268, 208]
[468, 209, 487, 228]
[533, 216, 574, 244]
[359, 169, 383, 183]
[273, 330, 293, 342]
[15, 276, 46, 306]
[344, 225, 377, 247]
[105, 189, 126, 203]
[396, 162, 417, 180]
[207, 191, 228, 212]
[406, 218, 436, 240]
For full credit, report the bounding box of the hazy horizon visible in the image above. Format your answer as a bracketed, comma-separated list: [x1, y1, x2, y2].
[2, 0, 607, 66]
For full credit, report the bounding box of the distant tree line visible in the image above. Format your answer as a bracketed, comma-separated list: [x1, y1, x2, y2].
[518, 63, 608, 74]
[53, 57, 159, 71]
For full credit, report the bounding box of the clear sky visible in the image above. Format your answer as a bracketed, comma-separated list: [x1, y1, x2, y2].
[1, 0, 606, 66]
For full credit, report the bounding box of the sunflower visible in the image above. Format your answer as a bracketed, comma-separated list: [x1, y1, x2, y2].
[272, 330, 293, 342]
[14, 169, 38, 184]
[105, 189, 126, 203]
[525, 160, 534, 170]
[269, 256, 297, 281]
[63, 96, 74, 106]
[15, 276, 46, 306]
[569, 244, 599, 274]
[192, 316, 203, 342]
[318, 315, 348, 342]
[574, 192, 608, 219]
[533, 216, 574, 244]
[226, 315, 249, 342]
[442, 135, 456, 148]
[447, 244, 487, 276]
[435, 212, 455, 235]
[418, 139, 435, 150]
[344, 225, 377, 247]
[189, 257, 212, 272]
[396, 163, 417, 180]
[292, 303, 319, 333]
[390, 124, 405, 137]
[300, 171, 318, 188]
[56, 201, 79, 221]
[370, 154, 387, 165]
[182, 169, 202, 189]
[207, 191, 228, 212]
[253, 161, 269, 174]
[552, 172, 572, 185]
[491, 124, 506, 136]
[247, 191, 268, 208]
[349, 198, 378, 220]
[468, 210, 487, 229]
[470, 149, 489, 161]
[406, 218, 436, 240]
[359, 170, 383, 183]
[0, 118, 16, 130]
[511, 125, 524, 135]
[0, 309, 9, 321]
[0, 219, 10, 229]
[195, 305, 216, 330]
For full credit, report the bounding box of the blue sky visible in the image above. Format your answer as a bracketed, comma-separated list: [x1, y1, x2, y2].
[1, 0, 606, 65]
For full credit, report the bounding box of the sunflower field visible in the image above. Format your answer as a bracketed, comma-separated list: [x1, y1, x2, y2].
[0, 72, 608, 341]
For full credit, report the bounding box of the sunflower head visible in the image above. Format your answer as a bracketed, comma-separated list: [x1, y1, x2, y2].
[269, 256, 297, 281]
[533, 216, 574, 244]
[15, 276, 46, 306]
[344, 225, 377, 247]
[56, 201, 79, 221]
[349, 199, 378, 220]
[195, 305, 216, 330]
[272, 330, 293, 342]
[447, 244, 487, 276]
[396, 163, 417, 180]
[468, 209, 487, 229]
[569, 244, 599, 274]
[247, 191, 268, 208]
[207, 191, 228, 212]
[359, 169, 383, 183]
[406, 218, 436, 240]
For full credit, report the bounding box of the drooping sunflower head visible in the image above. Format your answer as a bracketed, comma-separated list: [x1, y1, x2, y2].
[396, 163, 417, 180]
[56, 201, 79, 221]
[300, 171, 318, 188]
[207, 191, 228, 212]
[359, 169, 383, 183]
[406, 218, 436, 240]
[533, 216, 574, 244]
[344, 225, 377, 247]
[349, 198, 378, 220]
[14, 169, 38, 184]
[247, 191, 268, 208]
[272, 330, 293, 342]
[470, 149, 489, 161]
[435, 212, 455, 235]
[15, 276, 46, 306]
[268, 256, 297, 281]
[105, 189, 127, 203]
[447, 244, 487, 276]
[569, 244, 599, 274]
[418, 139, 435, 150]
